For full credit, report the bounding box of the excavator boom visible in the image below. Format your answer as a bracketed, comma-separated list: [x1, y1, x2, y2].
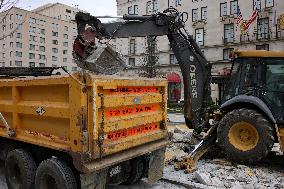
[74, 9, 212, 133]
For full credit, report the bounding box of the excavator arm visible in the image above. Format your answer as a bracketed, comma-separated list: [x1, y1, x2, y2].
[74, 9, 212, 133]
[74, 9, 217, 172]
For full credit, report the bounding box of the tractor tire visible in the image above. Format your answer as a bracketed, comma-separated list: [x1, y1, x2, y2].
[35, 158, 77, 189]
[123, 157, 145, 185]
[217, 108, 274, 164]
[5, 149, 37, 189]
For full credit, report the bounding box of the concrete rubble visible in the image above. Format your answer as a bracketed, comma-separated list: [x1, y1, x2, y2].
[163, 123, 284, 189]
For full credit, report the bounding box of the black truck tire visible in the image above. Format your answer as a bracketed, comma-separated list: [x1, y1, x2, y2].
[217, 108, 274, 164]
[35, 158, 77, 189]
[5, 149, 37, 189]
[123, 157, 145, 185]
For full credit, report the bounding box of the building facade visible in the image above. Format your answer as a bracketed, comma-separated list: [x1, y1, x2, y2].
[115, 0, 284, 103]
[0, 3, 82, 72]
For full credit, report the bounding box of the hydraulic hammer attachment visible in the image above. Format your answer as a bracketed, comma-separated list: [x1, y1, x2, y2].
[175, 124, 218, 173]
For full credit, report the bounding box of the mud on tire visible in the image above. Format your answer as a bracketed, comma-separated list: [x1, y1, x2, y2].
[5, 149, 37, 189]
[35, 158, 77, 189]
[217, 108, 274, 164]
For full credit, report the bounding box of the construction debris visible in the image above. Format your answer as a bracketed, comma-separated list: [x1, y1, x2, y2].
[162, 123, 284, 189]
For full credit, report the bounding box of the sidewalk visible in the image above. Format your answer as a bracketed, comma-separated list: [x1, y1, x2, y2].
[168, 113, 185, 124]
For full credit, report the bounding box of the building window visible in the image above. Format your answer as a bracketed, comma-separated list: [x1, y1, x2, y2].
[63, 34, 68, 39]
[39, 46, 45, 52]
[52, 56, 57, 61]
[39, 54, 45, 60]
[195, 28, 204, 46]
[39, 63, 45, 67]
[129, 39, 136, 55]
[230, 1, 238, 16]
[128, 6, 133, 15]
[29, 27, 36, 33]
[16, 42, 22, 48]
[64, 26, 68, 31]
[192, 9, 198, 22]
[129, 58, 135, 66]
[10, 42, 13, 47]
[175, 0, 181, 6]
[16, 14, 23, 20]
[10, 23, 13, 29]
[16, 24, 22, 29]
[170, 54, 178, 64]
[52, 48, 58, 53]
[29, 62, 35, 67]
[146, 1, 152, 14]
[201, 7, 207, 21]
[63, 42, 68, 47]
[40, 37, 45, 43]
[16, 33, 22, 39]
[52, 23, 59, 29]
[29, 18, 36, 24]
[63, 58, 67, 62]
[223, 48, 234, 60]
[134, 5, 138, 15]
[52, 31, 58, 37]
[153, 0, 158, 13]
[10, 14, 13, 20]
[265, 0, 274, 7]
[15, 51, 22, 57]
[253, 0, 261, 10]
[39, 20, 45, 26]
[256, 44, 269, 50]
[257, 18, 269, 39]
[72, 67, 78, 71]
[40, 29, 45, 35]
[224, 24, 234, 43]
[29, 44, 35, 50]
[29, 35, 36, 42]
[63, 50, 68, 54]
[29, 53, 35, 59]
[15, 61, 22, 67]
[52, 40, 58, 45]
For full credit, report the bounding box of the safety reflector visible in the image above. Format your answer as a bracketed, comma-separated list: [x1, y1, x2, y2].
[106, 123, 158, 140]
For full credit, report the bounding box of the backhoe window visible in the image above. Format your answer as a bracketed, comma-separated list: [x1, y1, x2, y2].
[262, 58, 284, 122]
[264, 58, 284, 92]
[222, 58, 241, 101]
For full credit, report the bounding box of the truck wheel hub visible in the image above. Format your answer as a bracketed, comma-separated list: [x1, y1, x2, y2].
[228, 122, 259, 151]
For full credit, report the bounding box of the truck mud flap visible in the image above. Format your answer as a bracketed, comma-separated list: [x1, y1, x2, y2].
[147, 147, 166, 183]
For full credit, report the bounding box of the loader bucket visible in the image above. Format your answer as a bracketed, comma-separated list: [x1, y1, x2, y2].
[76, 46, 126, 75]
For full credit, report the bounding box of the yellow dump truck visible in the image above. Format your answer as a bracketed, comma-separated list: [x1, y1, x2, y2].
[0, 73, 168, 189]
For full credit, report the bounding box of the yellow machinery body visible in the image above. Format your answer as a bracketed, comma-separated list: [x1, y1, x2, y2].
[0, 73, 168, 174]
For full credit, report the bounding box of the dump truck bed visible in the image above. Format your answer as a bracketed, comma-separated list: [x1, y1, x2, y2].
[0, 73, 168, 173]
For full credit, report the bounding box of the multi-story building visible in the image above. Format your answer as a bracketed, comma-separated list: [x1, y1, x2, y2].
[0, 3, 82, 72]
[115, 0, 284, 102]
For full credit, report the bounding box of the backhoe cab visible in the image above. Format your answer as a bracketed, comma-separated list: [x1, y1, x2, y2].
[218, 50, 284, 162]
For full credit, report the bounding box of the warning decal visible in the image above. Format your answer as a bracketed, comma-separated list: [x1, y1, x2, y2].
[105, 104, 158, 117]
[106, 123, 159, 140]
[109, 87, 159, 95]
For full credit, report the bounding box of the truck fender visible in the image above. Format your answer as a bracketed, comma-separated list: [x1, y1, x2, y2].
[221, 95, 276, 124]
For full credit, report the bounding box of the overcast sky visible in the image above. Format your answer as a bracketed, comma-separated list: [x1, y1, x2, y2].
[16, 0, 117, 16]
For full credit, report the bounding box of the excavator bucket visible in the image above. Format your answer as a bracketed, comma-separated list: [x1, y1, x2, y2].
[175, 124, 218, 173]
[75, 45, 126, 75]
